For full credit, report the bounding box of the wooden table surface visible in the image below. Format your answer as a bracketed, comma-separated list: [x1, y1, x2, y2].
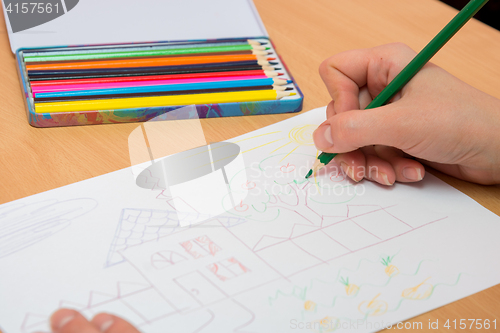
[0, 0, 499, 331]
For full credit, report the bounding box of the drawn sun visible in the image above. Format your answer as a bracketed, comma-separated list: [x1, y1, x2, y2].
[269, 124, 316, 162]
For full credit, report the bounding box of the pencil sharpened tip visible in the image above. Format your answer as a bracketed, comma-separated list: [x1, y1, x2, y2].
[305, 169, 313, 179]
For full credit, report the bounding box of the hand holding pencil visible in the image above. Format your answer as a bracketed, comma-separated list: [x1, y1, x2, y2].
[312, 42, 500, 185]
[309, 0, 500, 186]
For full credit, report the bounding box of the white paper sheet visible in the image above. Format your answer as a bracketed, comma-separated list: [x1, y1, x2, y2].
[1, 106, 500, 333]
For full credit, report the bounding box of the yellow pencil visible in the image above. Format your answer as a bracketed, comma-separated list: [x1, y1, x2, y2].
[35, 90, 296, 113]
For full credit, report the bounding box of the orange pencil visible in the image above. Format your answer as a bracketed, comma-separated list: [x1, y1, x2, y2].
[26, 55, 274, 71]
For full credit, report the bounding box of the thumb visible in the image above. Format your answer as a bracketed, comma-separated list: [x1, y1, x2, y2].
[313, 104, 413, 153]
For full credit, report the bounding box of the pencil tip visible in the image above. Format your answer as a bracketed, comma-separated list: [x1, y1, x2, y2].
[305, 169, 313, 179]
[277, 73, 284, 76]
[269, 61, 279, 65]
[274, 67, 282, 70]
[267, 57, 276, 61]
[285, 87, 293, 91]
[286, 79, 293, 84]
[247, 39, 262, 45]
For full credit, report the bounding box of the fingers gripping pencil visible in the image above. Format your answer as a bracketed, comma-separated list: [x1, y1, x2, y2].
[305, 0, 489, 179]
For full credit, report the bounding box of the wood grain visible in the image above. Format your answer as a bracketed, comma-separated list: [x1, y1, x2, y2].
[0, 0, 499, 329]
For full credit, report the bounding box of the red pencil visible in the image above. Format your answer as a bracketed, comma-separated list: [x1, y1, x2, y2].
[30, 70, 283, 87]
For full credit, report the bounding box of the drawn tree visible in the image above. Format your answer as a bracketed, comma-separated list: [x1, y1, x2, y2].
[222, 152, 359, 226]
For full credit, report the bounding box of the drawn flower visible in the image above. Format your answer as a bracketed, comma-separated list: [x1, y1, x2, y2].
[402, 277, 433, 300]
[304, 300, 317, 311]
[339, 276, 359, 296]
[358, 293, 388, 317]
[312, 316, 339, 332]
[381, 255, 399, 277]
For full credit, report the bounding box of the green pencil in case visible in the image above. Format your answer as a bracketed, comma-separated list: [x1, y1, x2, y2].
[306, 0, 489, 179]
[24, 44, 270, 62]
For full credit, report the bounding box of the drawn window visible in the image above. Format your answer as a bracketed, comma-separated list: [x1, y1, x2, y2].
[207, 257, 250, 281]
[180, 235, 221, 259]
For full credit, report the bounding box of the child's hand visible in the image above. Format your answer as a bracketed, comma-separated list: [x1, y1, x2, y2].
[46, 309, 141, 333]
[313, 43, 500, 185]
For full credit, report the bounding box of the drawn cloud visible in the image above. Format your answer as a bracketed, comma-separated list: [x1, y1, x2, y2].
[0, 198, 97, 259]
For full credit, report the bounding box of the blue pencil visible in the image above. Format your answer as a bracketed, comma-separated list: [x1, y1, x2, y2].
[34, 78, 293, 99]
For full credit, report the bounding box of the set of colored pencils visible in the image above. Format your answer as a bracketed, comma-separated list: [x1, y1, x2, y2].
[23, 39, 296, 113]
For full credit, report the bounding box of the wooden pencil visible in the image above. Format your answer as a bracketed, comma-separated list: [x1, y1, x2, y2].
[32, 77, 291, 94]
[26, 49, 271, 66]
[305, 0, 490, 179]
[35, 90, 296, 113]
[34, 78, 293, 98]
[34, 86, 293, 102]
[27, 61, 279, 78]
[23, 39, 267, 58]
[29, 70, 282, 86]
[26, 55, 274, 71]
[24, 44, 270, 62]
[30, 68, 282, 83]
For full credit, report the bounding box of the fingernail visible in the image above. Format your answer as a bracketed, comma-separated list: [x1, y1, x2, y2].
[52, 309, 76, 330]
[93, 314, 114, 332]
[314, 124, 334, 150]
[403, 167, 423, 181]
[378, 172, 393, 186]
[341, 162, 359, 182]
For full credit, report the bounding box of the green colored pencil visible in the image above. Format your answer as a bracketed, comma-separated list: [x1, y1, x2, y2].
[305, 0, 489, 179]
[24, 44, 269, 62]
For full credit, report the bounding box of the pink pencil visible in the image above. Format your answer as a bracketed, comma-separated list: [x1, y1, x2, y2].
[31, 75, 269, 94]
